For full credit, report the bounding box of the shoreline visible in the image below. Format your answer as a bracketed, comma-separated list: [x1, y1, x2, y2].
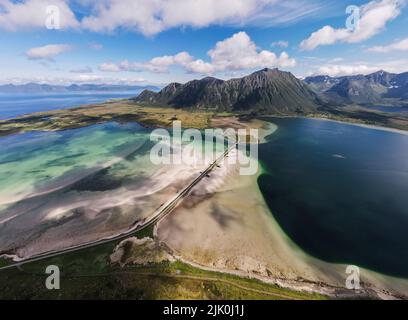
[1, 99, 408, 138]
[155, 121, 408, 300]
[308, 116, 408, 136]
[156, 167, 408, 300]
[275, 114, 408, 135]
[160, 234, 408, 300]
[1, 102, 408, 299]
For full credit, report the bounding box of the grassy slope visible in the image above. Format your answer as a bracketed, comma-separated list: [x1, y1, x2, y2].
[0, 228, 326, 300]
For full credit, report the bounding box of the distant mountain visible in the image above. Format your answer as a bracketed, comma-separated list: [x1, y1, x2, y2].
[304, 75, 341, 93]
[0, 83, 160, 94]
[385, 72, 408, 100]
[305, 71, 408, 105]
[134, 68, 322, 114]
[325, 74, 388, 104]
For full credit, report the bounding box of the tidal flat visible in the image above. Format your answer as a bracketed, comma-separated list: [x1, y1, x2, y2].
[1, 102, 408, 299]
[157, 117, 408, 299]
[0, 121, 223, 261]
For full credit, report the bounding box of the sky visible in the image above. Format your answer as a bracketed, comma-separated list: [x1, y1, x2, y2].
[0, 0, 407, 86]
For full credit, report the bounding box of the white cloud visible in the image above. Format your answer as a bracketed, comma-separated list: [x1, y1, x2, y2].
[71, 74, 145, 84]
[80, 0, 330, 36]
[0, 75, 147, 85]
[184, 59, 215, 74]
[368, 37, 408, 52]
[314, 59, 408, 76]
[208, 32, 296, 71]
[316, 64, 380, 76]
[0, 0, 79, 30]
[25, 44, 72, 61]
[99, 32, 296, 75]
[271, 41, 289, 48]
[0, 0, 338, 35]
[99, 62, 122, 73]
[99, 52, 197, 73]
[300, 0, 404, 51]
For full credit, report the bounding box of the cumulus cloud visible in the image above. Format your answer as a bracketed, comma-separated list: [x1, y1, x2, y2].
[99, 52, 196, 73]
[0, 0, 79, 30]
[208, 32, 296, 71]
[300, 0, 404, 51]
[99, 32, 296, 75]
[25, 44, 72, 61]
[368, 37, 408, 52]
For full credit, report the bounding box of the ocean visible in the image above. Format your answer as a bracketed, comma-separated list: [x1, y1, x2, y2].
[0, 92, 138, 120]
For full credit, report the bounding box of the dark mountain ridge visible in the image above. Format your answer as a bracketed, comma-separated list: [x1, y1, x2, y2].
[305, 70, 408, 104]
[134, 68, 322, 114]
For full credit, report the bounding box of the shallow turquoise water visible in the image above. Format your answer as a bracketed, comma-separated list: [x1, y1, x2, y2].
[0, 122, 151, 206]
[0, 121, 229, 258]
[258, 117, 408, 278]
[0, 122, 165, 258]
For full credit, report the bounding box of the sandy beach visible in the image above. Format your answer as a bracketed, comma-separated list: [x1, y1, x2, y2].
[156, 120, 408, 299]
[2, 116, 408, 299]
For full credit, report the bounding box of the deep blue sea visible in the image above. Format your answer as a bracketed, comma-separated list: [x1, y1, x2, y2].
[0, 92, 138, 120]
[259, 117, 408, 278]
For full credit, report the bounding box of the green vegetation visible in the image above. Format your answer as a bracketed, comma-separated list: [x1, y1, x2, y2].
[134, 224, 155, 239]
[0, 102, 214, 137]
[0, 257, 12, 268]
[0, 231, 327, 300]
[308, 106, 408, 131]
[215, 112, 235, 117]
[1, 99, 407, 138]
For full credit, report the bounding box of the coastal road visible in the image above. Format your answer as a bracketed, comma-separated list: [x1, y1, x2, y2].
[0, 143, 237, 271]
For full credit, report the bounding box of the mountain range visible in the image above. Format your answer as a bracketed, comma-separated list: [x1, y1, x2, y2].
[0, 83, 160, 94]
[6, 69, 406, 116]
[305, 71, 408, 105]
[135, 68, 408, 114]
[134, 68, 322, 114]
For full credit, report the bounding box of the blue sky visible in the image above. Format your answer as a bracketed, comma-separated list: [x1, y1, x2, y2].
[0, 0, 407, 85]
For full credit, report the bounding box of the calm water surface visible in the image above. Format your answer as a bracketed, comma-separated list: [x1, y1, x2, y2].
[259, 117, 408, 278]
[0, 92, 138, 119]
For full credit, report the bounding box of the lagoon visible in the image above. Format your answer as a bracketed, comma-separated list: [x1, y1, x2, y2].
[258, 117, 408, 278]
